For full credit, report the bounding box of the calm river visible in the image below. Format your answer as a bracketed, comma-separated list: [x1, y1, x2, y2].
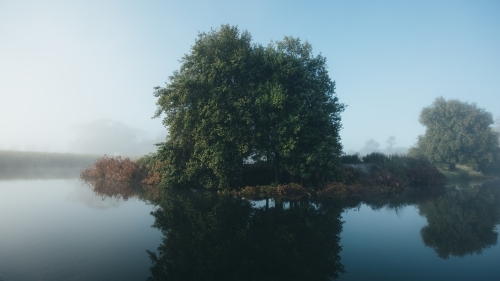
[1, 171, 499, 280]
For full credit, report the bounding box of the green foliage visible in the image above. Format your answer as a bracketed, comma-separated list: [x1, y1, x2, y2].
[153, 25, 344, 189]
[340, 153, 362, 164]
[362, 153, 445, 187]
[361, 152, 388, 165]
[409, 97, 500, 175]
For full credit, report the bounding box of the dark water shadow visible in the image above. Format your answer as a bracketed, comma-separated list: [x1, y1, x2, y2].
[146, 189, 345, 281]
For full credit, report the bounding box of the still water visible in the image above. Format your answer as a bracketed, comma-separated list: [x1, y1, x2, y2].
[1, 172, 499, 280]
[0, 178, 162, 281]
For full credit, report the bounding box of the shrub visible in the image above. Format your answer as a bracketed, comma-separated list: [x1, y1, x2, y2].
[342, 166, 364, 185]
[80, 153, 167, 186]
[362, 152, 389, 165]
[80, 155, 142, 182]
[344, 153, 446, 188]
[136, 153, 165, 186]
[341, 153, 362, 164]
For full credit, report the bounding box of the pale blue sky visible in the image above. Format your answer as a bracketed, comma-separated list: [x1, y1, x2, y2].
[1, 0, 499, 154]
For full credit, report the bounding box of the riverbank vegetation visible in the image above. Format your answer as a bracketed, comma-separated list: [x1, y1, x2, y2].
[80, 154, 163, 185]
[439, 164, 486, 181]
[80, 151, 447, 200]
[80, 26, 498, 200]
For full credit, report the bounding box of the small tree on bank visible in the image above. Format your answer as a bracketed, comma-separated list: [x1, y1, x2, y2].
[409, 97, 500, 175]
[153, 25, 345, 189]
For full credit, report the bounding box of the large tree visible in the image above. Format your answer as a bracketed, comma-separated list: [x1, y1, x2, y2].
[409, 97, 500, 175]
[252, 37, 344, 185]
[153, 25, 344, 189]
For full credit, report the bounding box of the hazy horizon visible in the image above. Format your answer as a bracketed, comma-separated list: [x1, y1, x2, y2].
[2, 0, 499, 155]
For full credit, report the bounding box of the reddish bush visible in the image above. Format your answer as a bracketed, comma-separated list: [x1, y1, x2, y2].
[80, 155, 143, 182]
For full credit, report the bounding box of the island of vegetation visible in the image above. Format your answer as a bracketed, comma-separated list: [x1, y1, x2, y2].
[80, 25, 500, 199]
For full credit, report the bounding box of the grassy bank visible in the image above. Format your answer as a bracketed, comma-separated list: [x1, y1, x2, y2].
[439, 164, 488, 181]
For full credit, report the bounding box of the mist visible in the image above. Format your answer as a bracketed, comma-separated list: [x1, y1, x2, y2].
[68, 119, 166, 156]
[345, 137, 409, 156]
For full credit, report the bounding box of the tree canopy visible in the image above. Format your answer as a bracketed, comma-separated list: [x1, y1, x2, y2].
[153, 25, 345, 189]
[409, 97, 500, 175]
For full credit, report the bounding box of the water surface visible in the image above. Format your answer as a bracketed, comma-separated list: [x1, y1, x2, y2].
[1, 173, 499, 280]
[0, 178, 162, 281]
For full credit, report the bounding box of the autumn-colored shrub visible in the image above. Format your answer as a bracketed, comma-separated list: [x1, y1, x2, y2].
[80, 154, 167, 186]
[80, 155, 142, 182]
[136, 154, 165, 186]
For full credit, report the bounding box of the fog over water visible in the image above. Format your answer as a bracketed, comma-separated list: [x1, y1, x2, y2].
[1, 0, 499, 154]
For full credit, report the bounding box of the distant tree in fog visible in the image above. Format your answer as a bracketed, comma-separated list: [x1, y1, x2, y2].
[409, 97, 500, 175]
[359, 139, 380, 156]
[385, 136, 396, 153]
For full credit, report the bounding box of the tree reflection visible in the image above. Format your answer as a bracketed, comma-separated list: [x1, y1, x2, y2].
[418, 180, 500, 259]
[146, 190, 345, 281]
[81, 178, 151, 201]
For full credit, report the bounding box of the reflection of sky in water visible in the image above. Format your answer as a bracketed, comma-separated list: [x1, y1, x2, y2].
[251, 199, 275, 209]
[67, 180, 128, 210]
[0, 179, 162, 281]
